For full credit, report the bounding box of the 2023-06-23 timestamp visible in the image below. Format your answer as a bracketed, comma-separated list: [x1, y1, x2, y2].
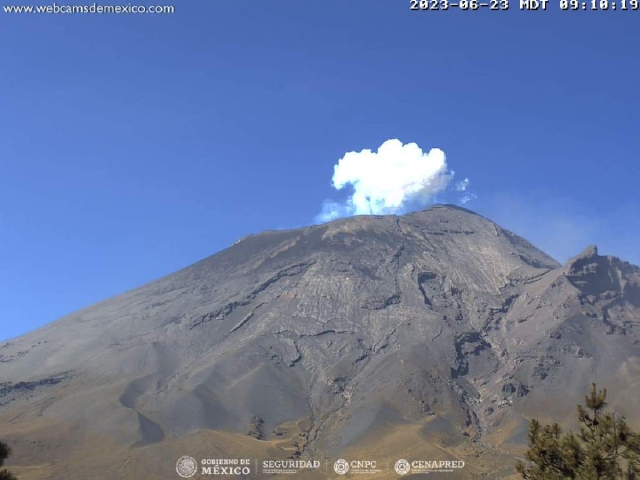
[410, 0, 638, 9]
[409, 0, 509, 10]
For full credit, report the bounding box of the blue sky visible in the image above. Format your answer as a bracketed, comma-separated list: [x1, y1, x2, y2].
[1, 2, 638, 341]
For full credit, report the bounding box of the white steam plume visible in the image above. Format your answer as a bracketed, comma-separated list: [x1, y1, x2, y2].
[455, 178, 470, 191]
[317, 139, 470, 222]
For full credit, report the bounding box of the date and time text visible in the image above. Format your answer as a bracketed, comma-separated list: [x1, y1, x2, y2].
[410, 0, 639, 11]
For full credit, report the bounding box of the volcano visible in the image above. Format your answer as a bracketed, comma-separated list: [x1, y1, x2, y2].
[2, 205, 640, 479]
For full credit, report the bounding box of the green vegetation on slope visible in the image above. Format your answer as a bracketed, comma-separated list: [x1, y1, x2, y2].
[517, 384, 640, 479]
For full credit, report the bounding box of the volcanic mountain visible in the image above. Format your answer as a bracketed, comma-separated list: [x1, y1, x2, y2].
[2, 205, 639, 479]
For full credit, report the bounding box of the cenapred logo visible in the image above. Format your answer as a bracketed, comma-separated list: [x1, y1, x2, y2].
[175, 456, 198, 478]
[394, 459, 465, 475]
[394, 459, 411, 475]
[334, 459, 350, 475]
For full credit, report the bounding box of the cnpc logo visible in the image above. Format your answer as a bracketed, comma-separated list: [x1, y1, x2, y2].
[333, 459, 378, 475]
[333, 459, 349, 475]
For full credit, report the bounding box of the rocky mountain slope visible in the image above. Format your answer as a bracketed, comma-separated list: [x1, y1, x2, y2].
[1, 205, 639, 479]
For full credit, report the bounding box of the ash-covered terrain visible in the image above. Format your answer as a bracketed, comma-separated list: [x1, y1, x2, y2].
[1, 205, 639, 479]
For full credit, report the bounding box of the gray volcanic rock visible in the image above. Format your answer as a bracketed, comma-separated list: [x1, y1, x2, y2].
[1, 205, 639, 479]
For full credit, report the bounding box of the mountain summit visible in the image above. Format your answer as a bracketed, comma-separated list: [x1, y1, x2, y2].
[2, 205, 639, 479]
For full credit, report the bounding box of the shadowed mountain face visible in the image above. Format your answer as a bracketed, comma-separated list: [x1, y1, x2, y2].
[2, 205, 640, 479]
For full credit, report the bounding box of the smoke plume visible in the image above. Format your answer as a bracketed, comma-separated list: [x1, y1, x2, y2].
[317, 139, 471, 222]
